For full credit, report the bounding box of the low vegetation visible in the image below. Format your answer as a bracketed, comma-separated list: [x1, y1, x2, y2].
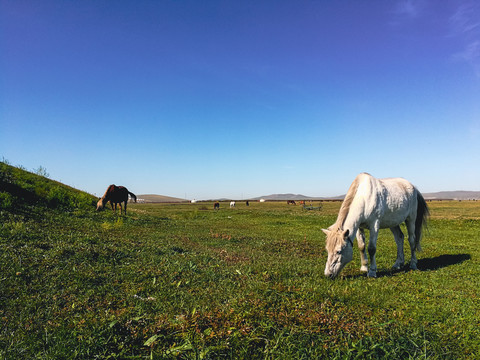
[1, 162, 479, 359]
[0, 161, 96, 212]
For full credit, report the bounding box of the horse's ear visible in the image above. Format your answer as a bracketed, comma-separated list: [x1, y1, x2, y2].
[322, 228, 330, 236]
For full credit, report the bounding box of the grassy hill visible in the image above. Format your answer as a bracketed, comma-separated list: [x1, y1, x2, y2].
[0, 161, 97, 211]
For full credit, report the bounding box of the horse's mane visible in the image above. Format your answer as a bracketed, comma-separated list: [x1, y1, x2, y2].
[101, 185, 116, 200]
[335, 175, 362, 229]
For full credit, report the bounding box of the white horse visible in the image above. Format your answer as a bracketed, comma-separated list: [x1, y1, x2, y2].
[230, 201, 236, 208]
[323, 173, 429, 279]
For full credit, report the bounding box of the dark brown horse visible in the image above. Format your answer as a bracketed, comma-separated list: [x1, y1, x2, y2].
[96, 185, 137, 215]
[214, 202, 220, 210]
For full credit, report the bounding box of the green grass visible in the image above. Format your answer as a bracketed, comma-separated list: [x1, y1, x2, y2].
[1, 162, 479, 359]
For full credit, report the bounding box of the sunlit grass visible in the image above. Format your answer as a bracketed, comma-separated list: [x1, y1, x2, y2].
[1, 162, 479, 358]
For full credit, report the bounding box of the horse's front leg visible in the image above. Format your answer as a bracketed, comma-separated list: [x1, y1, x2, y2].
[367, 225, 379, 277]
[356, 229, 368, 272]
[391, 225, 405, 270]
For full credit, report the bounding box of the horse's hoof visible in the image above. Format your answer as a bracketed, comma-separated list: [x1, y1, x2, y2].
[367, 270, 377, 278]
[410, 264, 418, 271]
[360, 265, 368, 272]
[392, 263, 404, 270]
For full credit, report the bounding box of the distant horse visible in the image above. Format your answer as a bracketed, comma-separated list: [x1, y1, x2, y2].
[230, 201, 235, 208]
[323, 173, 429, 279]
[246, 201, 249, 206]
[287, 200, 296, 205]
[214, 202, 220, 210]
[96, 184, 137, 215]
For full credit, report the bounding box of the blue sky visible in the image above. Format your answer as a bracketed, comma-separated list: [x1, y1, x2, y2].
[1, 0, 479, 199]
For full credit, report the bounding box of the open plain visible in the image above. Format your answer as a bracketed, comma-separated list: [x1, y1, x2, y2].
[1, 164, 479, 359]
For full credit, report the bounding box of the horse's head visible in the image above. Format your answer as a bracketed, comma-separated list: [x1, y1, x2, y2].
[96, 198, 105, 211]
[323, 227, 354, 279]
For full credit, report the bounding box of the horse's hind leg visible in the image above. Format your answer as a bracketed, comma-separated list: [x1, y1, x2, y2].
[391, 226, 405, 270]
[367, 225, 379, 277]
[406, 219, 418, 270]
[356, 229, 368, 272]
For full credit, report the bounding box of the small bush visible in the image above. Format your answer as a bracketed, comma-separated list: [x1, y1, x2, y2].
[47, 186, 71, 208]
[33, 166, 49, 178]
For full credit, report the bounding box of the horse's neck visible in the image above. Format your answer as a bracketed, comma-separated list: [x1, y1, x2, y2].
[340, 202, 362, 235]
[342, 179, 383, 233]
[339, 185, 374, 234]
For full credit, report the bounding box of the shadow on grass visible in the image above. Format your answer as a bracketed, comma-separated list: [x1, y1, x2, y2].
[417, 253, 471, 271]
[345, 254, 471, 279]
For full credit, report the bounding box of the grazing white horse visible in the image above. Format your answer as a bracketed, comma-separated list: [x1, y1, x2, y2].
[323, 173, 429, 279]
[230, 201, 236, 208]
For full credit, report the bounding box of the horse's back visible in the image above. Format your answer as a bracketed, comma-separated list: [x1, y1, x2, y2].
[356, 174, 415, 199]
[107, 185, 129, 202]
[376, 177, 418, 228]
[352, 174, 418, 229]
[380, 177, 415, 196]
[380, 178, 417, 207]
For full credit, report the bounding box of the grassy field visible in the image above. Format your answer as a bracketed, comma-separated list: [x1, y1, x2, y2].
[1, 162, 479, 359]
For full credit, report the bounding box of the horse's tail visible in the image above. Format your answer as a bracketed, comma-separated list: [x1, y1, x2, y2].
[128, 191, 137, 203]
[415, 191, 430, 252]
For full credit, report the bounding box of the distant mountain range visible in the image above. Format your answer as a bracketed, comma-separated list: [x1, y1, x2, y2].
[137, 194, 186, 203]
[249, 193, 337, 201]
[252, 191, 480, 201]
[137, 191, 480, 203]
[422, 191, 480, 200]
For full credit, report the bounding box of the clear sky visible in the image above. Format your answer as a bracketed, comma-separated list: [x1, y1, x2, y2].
[1, 0, 479, 199]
